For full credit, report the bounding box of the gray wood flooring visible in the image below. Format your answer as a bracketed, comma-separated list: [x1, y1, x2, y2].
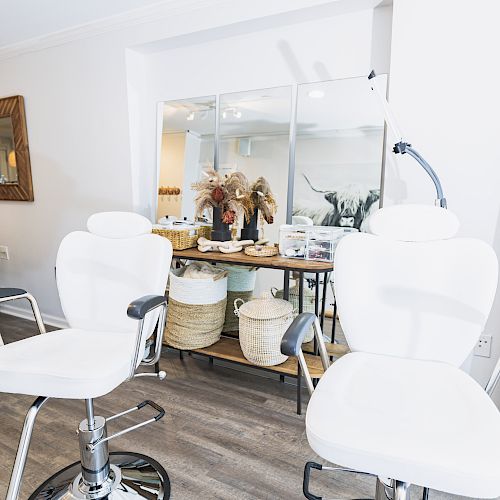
[0, 314, 467, 499]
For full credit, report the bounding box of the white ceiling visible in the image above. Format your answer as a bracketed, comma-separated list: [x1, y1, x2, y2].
[0, 0, 164, 47]
[162, 75, 388, 137]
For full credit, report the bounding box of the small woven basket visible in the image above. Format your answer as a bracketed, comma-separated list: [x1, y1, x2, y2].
[164, 266, 227, 349]
[244, 245, 279, 257]
[153, 224, 211, 250]
[272, 285, 315, 343]
[235, 295, 293, 366]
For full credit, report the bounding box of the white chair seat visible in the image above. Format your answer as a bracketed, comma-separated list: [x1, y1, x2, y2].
[307, 352, 500, 498]
[0, 329, 136, 399]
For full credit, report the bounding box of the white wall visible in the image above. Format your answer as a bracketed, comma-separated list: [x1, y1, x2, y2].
[388, 0, 500, 397]
[0, 0, 385, 322]
[0, 37, 134, 324]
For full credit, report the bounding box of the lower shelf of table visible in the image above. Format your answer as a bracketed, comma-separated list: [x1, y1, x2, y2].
[174, 336, 326, 379]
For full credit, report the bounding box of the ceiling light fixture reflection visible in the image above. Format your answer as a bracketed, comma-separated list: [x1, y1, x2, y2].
[308, 90, 325, 99]
[222, 107, 242, 119]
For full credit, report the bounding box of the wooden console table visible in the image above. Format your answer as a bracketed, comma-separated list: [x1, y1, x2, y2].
[168, 248, 342, 415]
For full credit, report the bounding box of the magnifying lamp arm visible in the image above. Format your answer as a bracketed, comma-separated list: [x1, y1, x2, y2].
[368, 69, 447, 209]
[393, 141, 447, 208]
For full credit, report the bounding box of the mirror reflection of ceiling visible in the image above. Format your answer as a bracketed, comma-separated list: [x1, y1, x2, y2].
[297, 74, 388, 136]
[162, 75, 387, 139]
[219, 86, 292, 137]
[162, 96, 216, 136]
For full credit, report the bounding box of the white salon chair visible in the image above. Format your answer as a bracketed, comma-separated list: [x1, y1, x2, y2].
[0, 212, 173, 500]
[282, 204, 500, 500]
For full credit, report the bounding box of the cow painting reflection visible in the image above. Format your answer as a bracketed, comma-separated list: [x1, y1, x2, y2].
[292, 75, 387, 232]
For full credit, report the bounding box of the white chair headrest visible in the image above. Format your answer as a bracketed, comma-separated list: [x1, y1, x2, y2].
[87, 212, 152, 239]
[368, 204, 459, 242]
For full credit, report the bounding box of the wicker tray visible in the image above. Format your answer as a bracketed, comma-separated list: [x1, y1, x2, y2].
[153, 225, 211, 250]
[244, 245, 279, 257]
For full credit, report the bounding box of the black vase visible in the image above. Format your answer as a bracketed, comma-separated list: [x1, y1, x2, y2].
[211, 207, 232, 241]
[241, 209, 259, 241]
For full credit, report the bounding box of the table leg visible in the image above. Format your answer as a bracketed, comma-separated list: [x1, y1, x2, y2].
[179, 350, 184, 360]
[280, 375, 285, 383]
[298, 272, 304, 312]
[314, 273, 320, 355]
[283, 271, 290, 301]
[331, 300, 337, 344]
[297, 361, 302, 415]
[320, 272, 328, 331]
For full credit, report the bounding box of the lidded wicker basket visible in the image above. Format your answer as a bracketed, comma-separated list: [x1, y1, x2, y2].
[235, 294, 294, 366]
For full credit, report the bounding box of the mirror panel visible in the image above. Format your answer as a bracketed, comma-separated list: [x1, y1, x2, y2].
[157, 96, 216, 222]
[293, 75, 388, 231]
[218, 86, 292, 242]
[0, 116, 18, 185]
[0, 96, 33, 201]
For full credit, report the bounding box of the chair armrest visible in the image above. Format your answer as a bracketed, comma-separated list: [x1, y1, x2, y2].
[281, 313, 332, 396]
[127, 295, 167, 380]
[127, 295, 167, 320]
[0, 289, 46, 334]
[281, 313, 317, 356]
[0, 288, 28, 301]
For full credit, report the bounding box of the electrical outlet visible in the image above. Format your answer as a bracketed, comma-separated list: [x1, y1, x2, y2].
[0, 245, 9, 260]
[475, 334, 492, 358]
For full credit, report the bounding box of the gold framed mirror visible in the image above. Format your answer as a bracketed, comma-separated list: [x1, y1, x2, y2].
[0, 96, 34, 201]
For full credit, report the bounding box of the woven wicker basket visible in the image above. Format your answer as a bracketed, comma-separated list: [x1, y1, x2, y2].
[164, 266, 227, 349]
[152, 224, 211, 250]
[272, 285, 315, 343]
[218, 265, 257, 333]
[244, 245, 279, 257]
[235, 295, 294, 366]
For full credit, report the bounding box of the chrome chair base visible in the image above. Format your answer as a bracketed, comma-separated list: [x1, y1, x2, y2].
[29, 452, 170, 499]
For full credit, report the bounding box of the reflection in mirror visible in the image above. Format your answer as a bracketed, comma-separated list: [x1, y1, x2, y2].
[0, 116, 19, 185]
[293, 75, 388, 231]
[218, 86, 292, 243]
[157, 96, 215, 222]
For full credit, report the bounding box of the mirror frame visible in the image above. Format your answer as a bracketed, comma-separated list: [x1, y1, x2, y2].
[0, 96, 34, 201]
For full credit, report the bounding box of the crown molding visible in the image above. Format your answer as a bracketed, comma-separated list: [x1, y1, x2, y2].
[0, 0, 220, 62]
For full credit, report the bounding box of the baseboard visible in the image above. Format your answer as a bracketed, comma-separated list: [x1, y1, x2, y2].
[0, 303, 68, 329]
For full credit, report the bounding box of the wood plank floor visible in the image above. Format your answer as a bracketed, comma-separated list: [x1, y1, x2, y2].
[0, 314, 468, 499]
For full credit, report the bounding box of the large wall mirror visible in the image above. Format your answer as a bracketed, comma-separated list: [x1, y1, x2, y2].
[292, 75, 388, 231]
[218, 86, 292, 242]
[157, 96, 215, 222]
[0, 96, 34, 201]
[156, 75, 387, 236]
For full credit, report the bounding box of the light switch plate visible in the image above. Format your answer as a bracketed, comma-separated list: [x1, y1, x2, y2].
[475, 334, 492, 358]
[0, 245, 9, 260]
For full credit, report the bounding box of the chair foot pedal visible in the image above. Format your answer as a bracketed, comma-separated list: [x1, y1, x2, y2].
[304, 462, 323, 500]
[303, 461, 375, 500]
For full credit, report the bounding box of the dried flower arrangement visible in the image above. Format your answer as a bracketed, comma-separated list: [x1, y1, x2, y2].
[250, 177, 278, 226]
[192, 170, 277, 232]
[192, 169, 248, 226]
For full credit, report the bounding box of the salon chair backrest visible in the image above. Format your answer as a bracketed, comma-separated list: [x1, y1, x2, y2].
[334, 204, 498, 366]
[56, 212, 172, 343]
